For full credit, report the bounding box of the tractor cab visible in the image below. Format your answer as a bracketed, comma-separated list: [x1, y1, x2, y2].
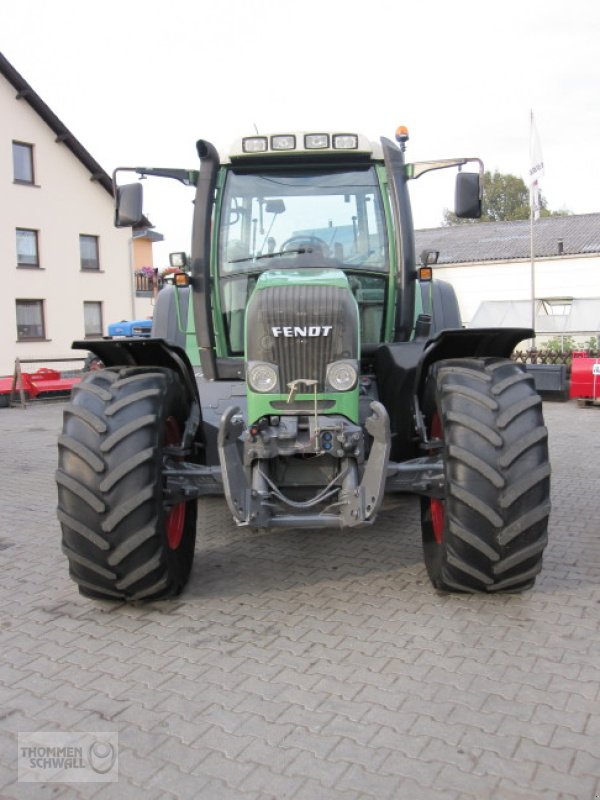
[215, 137, 391, 360]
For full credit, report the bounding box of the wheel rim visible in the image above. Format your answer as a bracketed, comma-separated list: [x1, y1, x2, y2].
[429, 411, 445, 545]
[164, 416, 185, 550]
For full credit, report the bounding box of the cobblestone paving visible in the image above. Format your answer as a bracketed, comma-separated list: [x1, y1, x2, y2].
[0, 399, 599, 799]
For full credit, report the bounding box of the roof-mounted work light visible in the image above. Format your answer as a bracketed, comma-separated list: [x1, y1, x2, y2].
[332, 134, 358, 150]
[271, 135, 296, 151]
[304, 133, 330, 149]
[242, 137, 268, 153]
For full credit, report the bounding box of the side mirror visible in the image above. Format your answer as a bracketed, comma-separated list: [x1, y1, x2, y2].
[115, 182, 143, 227]
[455, 172, 481, 219]
[420, 249, 439, 266]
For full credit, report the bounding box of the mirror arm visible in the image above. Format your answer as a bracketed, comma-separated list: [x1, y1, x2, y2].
[406, 158, 483, 181]
[112, 166, 198, 188]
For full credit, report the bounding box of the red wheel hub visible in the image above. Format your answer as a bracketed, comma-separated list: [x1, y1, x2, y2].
[164, 416, 185, 550]
[429, 411, 445, 545]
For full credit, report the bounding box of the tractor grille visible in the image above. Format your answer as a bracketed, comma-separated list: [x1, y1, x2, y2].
[246, 283, 358, 392]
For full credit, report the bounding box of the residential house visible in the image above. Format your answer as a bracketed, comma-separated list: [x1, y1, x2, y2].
[131, 220, 164, 319]
[0, 52, 134, 375]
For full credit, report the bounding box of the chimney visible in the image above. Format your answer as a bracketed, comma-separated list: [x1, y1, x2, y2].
[557, 239, 564, 255]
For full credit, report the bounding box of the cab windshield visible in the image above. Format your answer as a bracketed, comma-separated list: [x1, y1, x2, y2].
[217, 166, 389, 355]
[218, 167, 388, 273]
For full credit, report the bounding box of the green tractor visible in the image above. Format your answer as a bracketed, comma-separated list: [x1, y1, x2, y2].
[56, 129, 551, 601]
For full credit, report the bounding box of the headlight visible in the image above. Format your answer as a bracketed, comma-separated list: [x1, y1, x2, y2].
[247, 363, 279, 393]
[326, 361, 358, 392]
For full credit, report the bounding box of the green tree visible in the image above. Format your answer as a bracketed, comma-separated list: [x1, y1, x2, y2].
[442, 170, 569, 225]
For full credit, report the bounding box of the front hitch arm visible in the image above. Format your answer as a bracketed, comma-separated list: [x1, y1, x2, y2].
[162, 460, 223, 504]
[341, 401, 391, 526]
[385, 456, 445, 498]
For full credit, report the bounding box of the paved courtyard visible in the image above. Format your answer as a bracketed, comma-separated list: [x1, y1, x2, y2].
[0, 398, 599, 799]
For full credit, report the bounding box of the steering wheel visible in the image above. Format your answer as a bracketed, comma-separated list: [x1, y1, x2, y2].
[281, 235, 329, 253]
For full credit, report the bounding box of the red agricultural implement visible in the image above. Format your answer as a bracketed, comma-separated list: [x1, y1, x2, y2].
[0, 367, 81, 407]
[570, 351, 600, 406]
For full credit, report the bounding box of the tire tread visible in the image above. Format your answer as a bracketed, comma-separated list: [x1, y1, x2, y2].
[57, 367, 197, 602]
[421, 357, 550, 594]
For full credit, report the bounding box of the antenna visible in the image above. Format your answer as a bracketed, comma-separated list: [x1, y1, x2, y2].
[253, 122, 259, 134]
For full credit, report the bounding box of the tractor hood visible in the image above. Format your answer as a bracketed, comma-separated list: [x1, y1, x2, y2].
[244, 268, 360, 423]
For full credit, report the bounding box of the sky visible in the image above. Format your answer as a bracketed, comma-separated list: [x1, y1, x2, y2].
[2, 0, 600, 265]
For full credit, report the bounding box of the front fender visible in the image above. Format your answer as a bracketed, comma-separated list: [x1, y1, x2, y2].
[375, 327, 532, 461]
[74, 337, 199, 400]
[73, 337, 203, 453]
[415, 327, 533, 396]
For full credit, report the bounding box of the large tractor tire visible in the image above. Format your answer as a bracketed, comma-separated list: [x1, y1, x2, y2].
[57, 367, 197, 601]
[420, 357, 551, 593]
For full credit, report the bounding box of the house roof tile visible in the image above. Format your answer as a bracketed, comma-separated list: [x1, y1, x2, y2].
[415, 213, 600, 264]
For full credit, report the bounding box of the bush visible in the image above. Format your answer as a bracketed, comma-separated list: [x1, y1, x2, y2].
[543, 336, 576, 353]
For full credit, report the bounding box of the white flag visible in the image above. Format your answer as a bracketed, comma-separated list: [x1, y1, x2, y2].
[529, 111, 544, 220]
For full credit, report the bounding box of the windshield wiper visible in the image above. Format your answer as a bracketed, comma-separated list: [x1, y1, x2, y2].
[228, 249, 307, 264]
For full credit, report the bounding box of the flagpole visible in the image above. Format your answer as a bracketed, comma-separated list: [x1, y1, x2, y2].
[530, 202, 536, 348]
[529, 109, 544, 351]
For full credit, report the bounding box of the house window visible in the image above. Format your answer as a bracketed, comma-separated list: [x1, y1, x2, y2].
[80, 235, 100, 270]
[16, 228, 39, 267]
[16, 299, 45, 340]
[84, 302, 103, 337]
[12, 141, 35, 184]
